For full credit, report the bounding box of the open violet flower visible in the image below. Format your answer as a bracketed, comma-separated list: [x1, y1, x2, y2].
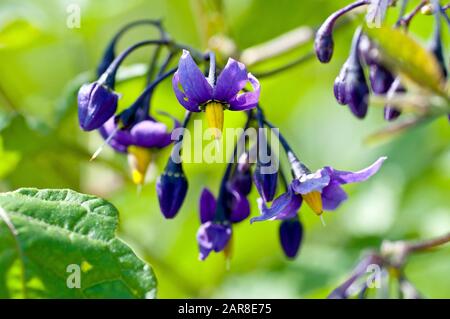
[197, 188, 233, 260]
[172, 50, 260, 138]
[99, 115, 179, 185]
[251, 157, 386, 222]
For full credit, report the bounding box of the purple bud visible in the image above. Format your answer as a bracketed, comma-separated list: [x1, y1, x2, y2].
[314, 0, 370, 63]
[279, 217, 303, 259]
[315, 27, 334, 63]
[335, 28, 369, 119]
[369, 64, 394, 94]
[254, 162, 278, 202]
[156, 158, 188, 219]
[78, 82, 118, 131]
[228, 190, 250, 223]
[229, 168, 252, 196]
[199, 188, 216, 224]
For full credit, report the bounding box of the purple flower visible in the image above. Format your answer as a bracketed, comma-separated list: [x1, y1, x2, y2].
[99, 115, 179, 184]
[279, 217, 303, 259]
[172, 50, 260, 136]
[156, 157, 188, 219]
[253, 162, 278, 203]
[292, 157, 387, 214]
[78, 82, 119, 131]
[197, 221, 232, 261]
[251, 185, 302, 222]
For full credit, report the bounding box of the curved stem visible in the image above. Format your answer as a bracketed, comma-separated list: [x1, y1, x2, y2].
[398, 0, 427, 29]
[405, 232, 450, 254]
[255, 51, 315, 78]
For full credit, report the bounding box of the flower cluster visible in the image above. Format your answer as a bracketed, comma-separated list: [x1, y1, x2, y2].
[314, 0, 448, 120]
[78, 18, 387, 263]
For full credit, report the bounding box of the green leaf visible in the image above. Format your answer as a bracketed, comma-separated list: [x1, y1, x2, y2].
[0, 188, 156, 298]
[0, 19, 42, 50]
[363, 26, 446, 95]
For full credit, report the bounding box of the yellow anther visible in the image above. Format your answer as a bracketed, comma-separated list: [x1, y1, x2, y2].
[205, 101, 224, 139]
[127, 146, 152, 185]
[302, 191, 323, 215]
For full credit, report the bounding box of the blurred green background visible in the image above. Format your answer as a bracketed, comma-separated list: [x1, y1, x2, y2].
[0, 0, 449, 298]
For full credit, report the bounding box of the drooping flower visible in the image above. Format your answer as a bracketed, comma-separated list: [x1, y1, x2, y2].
[197, 188, 233, 260]
[99, 115, 179, 184]
[172, 50, 260, 138]
[279, 216, 303, 259]
[78, 81, 119, 131]
[156, 156, 188, 219]
[251, 157, 386, 221]
[291, 157, 387, 214]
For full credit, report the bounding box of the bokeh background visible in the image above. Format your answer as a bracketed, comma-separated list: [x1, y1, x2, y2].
[0, 0, 449, 298]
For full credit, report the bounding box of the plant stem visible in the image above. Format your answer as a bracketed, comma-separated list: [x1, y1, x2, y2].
[398, 0, 427, 28]
[405, 232, 450, 253]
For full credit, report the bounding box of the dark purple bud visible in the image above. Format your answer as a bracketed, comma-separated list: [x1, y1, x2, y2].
[254, 162, 278, 202]
[229, 168, 252, 196]
[228, 190, 250, 223]
[156, 157, 188, 219]
[315, 0, 369, 63]
[334, 68, 348, 105]
[336, 28, 369, 119]
[314, 27, 334, 64]
[199, 188, 216, 224]
[78, 82, 118, 131]
[279, 217, 303, 259]
[369, 64, 395, 94]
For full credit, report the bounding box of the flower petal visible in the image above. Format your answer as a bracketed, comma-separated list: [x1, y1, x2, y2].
[172, 71, 201, 112]
[196, 221, 232, 260]
[98, 117, 130, 153]
[214, 58, 248, 102]
[251, 187, 302, 222]
[130, 120, 172, 148]
[199, 188, 216, 223]
[321, 181, 348, 210]
[176, 50, 212, 106]
[291, 169, 331, 194]
[328, 157, 387, 185]
[228, 73, 260, 111]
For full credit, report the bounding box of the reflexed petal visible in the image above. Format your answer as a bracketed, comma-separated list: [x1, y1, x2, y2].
[321, 181, 348, 210]
[200, 188, 216, 223]
[172, 71, 201, 112]
[214, 58, 248, 102]
[176, 50, 213, 106]
[229, 190, 250, 223]
[130, 120, 172, 148]
[98, 117, 129, 153]
[279, 217, 303, 259]
[228, 74, 260, 111]
[251, 187, 302, 222]
[291, 169, 331, 194]
[328, 157, 387, 185]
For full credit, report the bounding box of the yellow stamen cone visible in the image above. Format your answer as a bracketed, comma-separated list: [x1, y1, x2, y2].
[302, 191, 323, 215]
[127, 146, 153, 185]
[205, 102, 224, 139]
[224, 235, 233, 267]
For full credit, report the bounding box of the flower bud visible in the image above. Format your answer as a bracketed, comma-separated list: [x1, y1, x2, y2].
[369, 63, 395, 94]
[279, 217, 303, 259]
[384, 78, 405, 121]
[253, 162, 278, 202]
[156, 157, 188, 219]
[314, 27, 334, 63]
[78, 82, 118, 131]
[197, 221, 232, 260]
